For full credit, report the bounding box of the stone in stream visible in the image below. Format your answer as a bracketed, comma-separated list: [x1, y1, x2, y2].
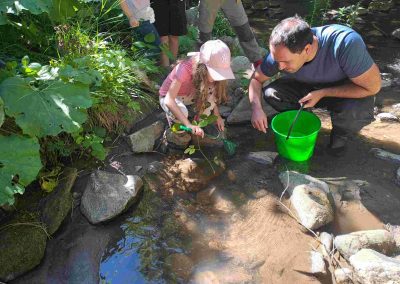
[40, 167, 77, 235]
[334, 229, 397, 260]
[376, 112, 399, 122]
[0, 224, 47, 282]
[278, 171, 330, 196]
[80, 170, 143, 224]
[370, 148, 400, 164]
[397, 167, 400, 186]
[393, 28, 400, 40]
[227, 95, 277, 124]
[320, 232, 333, 255]
[290, 184, 334, 230]
[127, 120, 164, 153]
[349, 249, 400, 284]
[310, 251, 326, 275]
[334, 268, 353, 284]
[247, 151, 278, 165]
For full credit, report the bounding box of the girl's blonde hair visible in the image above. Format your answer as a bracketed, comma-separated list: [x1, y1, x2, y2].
[192, 62, 227, 115]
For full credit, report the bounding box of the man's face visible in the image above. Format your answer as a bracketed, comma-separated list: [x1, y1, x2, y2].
[270, 44, 307, 73]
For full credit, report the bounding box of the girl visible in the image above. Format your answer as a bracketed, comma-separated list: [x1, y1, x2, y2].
[159, 40, 235, 137]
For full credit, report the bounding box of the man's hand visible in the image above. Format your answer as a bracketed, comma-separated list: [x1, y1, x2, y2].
[215, 116, 225, 132]
[251, 107, 268, 133]
[299, 90, 324, 108]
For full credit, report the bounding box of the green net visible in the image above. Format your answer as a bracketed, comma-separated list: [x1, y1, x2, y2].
[222, 139, 237, 155]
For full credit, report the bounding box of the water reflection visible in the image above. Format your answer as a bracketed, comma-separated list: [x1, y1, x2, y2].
[99, 189, 189, 283]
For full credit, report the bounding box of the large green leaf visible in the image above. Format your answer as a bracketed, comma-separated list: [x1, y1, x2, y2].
[0, 135, 42, 205]
[0, 0, 52, 15]
[0, 77, 92, 137]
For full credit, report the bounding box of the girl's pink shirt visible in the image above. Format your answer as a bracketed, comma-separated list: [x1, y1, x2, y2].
[159, 58, 195, 97]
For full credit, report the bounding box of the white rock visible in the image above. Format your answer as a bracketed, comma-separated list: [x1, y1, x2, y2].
[127, 120, 164, 153]
[350, 249, 400, 284]
[231, 56, 251, 73]
[278, 171, 330, 196]
[247, 151, 278, 165]
[381, 72, 394, 88]
[310, 251, 326, 275]
[392, 28, 400, 40]
[377, 112, 399, 122]
[290, 184, 334, 230]
[334, 268, 353, 284]
[320, 232, 333, 255]
[334, 230, 397, 260]
[370, 148, 400, 164]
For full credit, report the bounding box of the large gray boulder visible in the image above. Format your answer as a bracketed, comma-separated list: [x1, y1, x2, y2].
[40, 168, 77, 235]
[290, 184, 334, 230]
[334, 229, 397, 260]
[127, 120, 164, 153]
[350, 249, 400, 283]
[227, 95, 277, 124]
[80, 170, 143, 224]
[0, 224, 47, 282]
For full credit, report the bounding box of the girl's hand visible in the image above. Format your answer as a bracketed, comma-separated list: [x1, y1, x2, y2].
[188, 124, 204, 138]
[216, 116, 225, 132]
[129, 17, 139, 27]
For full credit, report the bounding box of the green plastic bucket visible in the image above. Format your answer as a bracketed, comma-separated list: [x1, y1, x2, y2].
[271, 110, 321, 162]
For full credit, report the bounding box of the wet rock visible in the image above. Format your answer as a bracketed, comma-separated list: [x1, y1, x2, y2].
[370, 148, 400, 164]
[127, 120, 164, 153]
[393, 28, 400, 40]
[167, 253, 194, 281]
[350, 249, 400, 283]
[397, 167, 400, 186]
[320, 232, 333, 255]
[218, 105, 232, 118]
[334, 230, 397, 260]
[40, 168, 77, 235]
[146, 161, 165, 174]
[310, 251, 326, 275]
[0, 224, 47, 282]
[377, 112, 399, 122]
[227, 87, 244, 108]
[247, 151, 278, 165]
[368, 0, 394, 12]
[381, 72, 394, 88]
[227, 95, 277, 124]
[231, 55, 251, 73]
[134, 165, 143, 172]
[290, 184, 334, 230]
[269, 7, 283, 18]
[334, 268, 353, 284]
[278, 171, 330, 196]
[165, 128, 191, 148]
[253, 1, 267, 10]
[80, 171, 143, 224]
[185, 6, 198, 26]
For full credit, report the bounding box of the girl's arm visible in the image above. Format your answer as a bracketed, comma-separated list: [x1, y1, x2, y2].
[164, 79, 204, 137]
[213, 105, 225, 132]
[120, 0, 139, 27]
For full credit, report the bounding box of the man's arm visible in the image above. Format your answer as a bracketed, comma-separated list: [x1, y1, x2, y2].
[120, 0, 139, 27]
[248, 66, 271, 133]
[299, 64, 381, 108]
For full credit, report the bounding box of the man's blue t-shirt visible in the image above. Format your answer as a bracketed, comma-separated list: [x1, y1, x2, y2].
[260, 24, 374, 84]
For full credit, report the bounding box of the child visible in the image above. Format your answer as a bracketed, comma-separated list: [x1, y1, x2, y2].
[151, 0, 187, 67]
[120, 0, 161, 55]
[159, 40, 235, 138]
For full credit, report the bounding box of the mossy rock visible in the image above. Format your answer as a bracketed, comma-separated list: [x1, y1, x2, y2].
[0, 224, 47, 282]
[40, 168, 77, 235]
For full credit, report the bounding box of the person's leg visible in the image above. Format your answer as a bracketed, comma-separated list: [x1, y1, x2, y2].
[198, 0, 222, 43]
[221, 0, 262, 63]
[316, 95, 375, 154]
[262, 78, 314, 112]
[168, 35, 180, 63]
[159, 36, 170, 67]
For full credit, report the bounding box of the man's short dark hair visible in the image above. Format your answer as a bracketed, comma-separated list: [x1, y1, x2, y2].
[269, 16, 313, 54]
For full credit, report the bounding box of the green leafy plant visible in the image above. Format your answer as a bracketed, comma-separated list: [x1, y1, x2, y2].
[336, 3, 362, 27]
[307, 0, 331, 26]
[213, 11, 235, 38]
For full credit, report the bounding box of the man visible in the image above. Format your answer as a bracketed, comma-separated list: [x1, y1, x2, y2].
[198, 0, 263, 66]
[249, 16, 381, 156]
